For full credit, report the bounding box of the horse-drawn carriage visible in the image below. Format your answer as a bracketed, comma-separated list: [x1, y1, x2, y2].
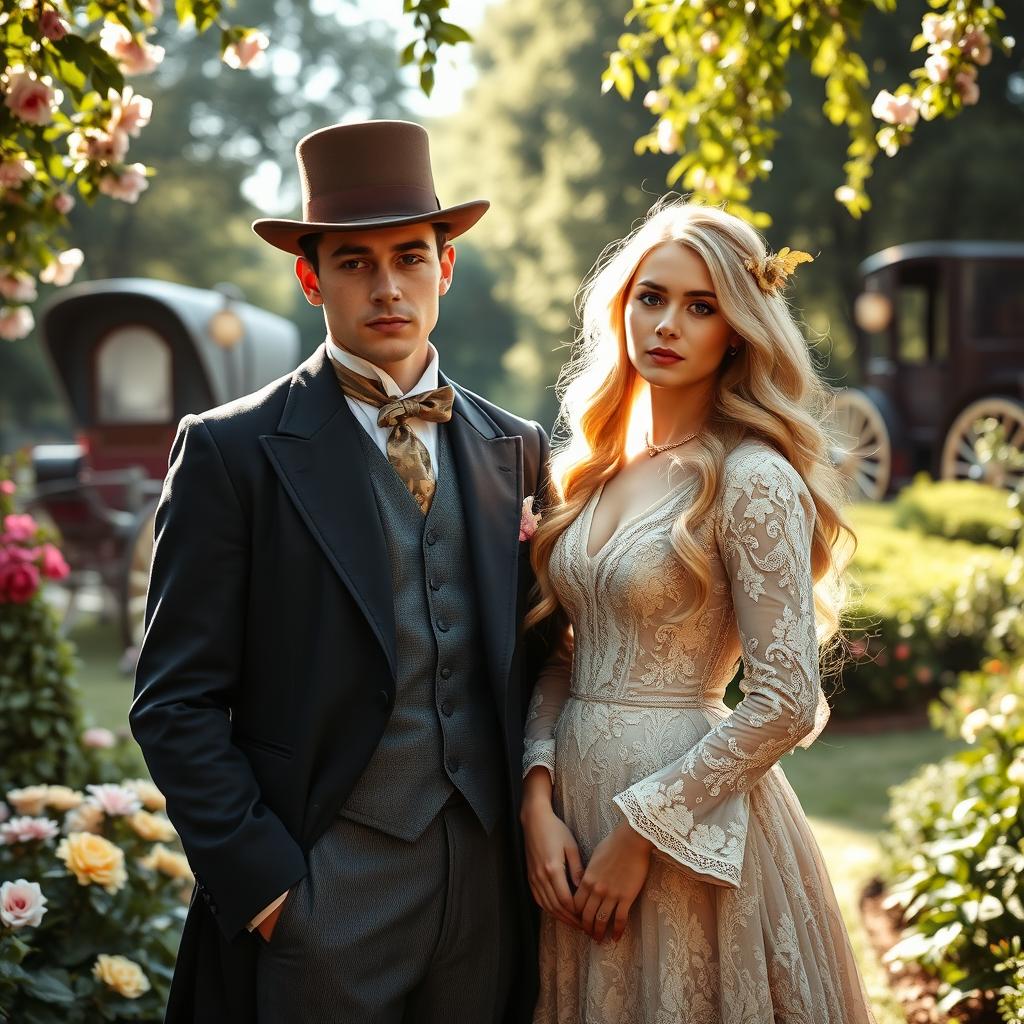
[830, 240, 1024, 500]
[29, 278, 300, 648]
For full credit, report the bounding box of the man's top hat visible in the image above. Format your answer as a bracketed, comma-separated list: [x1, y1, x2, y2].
[252, 120, 488, 255]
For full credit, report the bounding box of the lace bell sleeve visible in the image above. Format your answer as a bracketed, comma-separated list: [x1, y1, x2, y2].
[523, 626, 573, 784]
[612, 451, 828, 888]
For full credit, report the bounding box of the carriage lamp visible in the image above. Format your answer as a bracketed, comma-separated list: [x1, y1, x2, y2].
[208, 284, 246, 349]
[853, 290, 893, 334]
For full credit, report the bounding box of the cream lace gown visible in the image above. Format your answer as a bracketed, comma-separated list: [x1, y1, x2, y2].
[523, 441, 876, 1023]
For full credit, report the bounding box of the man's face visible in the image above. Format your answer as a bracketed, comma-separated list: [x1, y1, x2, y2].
[295, 223, 455, 375]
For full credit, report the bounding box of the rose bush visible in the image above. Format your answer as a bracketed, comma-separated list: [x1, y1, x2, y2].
[0, 778, 191, 1022]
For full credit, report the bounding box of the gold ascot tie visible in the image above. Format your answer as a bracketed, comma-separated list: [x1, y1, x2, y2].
[329, 356, 454, 515]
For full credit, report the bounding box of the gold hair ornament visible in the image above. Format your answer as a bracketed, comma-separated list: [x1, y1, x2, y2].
[744, 247, 814, 295]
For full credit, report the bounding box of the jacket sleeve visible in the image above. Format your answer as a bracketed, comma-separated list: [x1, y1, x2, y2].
[130, 415, 307, 940]
[612, 451, 828, 888]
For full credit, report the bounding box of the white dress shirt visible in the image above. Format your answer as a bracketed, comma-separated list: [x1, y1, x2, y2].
[248, 335, 446, 935]
[325, 335, 442, 478]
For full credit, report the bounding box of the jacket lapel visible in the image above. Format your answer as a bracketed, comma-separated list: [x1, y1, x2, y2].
[443, 377, 523, 705]
[260, 347, 397, 679]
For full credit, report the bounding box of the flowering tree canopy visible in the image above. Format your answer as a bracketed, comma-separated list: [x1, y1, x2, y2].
[0, 0, 470, 340]
[605, 0, 1015, 225]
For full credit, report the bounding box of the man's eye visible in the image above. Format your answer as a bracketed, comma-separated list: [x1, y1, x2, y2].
[340, 259, 364, 270]
[399, 254, 423, 265]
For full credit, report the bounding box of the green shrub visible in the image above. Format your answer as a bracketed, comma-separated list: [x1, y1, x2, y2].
[834, 504, 1014, 717]
[881, 661, 1024, 1019]
[894, 474, 1022, 548]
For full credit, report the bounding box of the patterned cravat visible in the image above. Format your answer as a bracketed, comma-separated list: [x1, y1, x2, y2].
[329, 356, 454, 515]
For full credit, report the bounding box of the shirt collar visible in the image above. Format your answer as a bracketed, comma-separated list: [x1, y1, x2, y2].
[325, 336, 440, 400]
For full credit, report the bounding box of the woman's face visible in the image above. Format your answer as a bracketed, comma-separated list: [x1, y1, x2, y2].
[624, 242, 738, 392]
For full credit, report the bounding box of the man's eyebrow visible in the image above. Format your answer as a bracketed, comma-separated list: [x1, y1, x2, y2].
[327, 239, 432, 260]
[636, 278, 717, 298]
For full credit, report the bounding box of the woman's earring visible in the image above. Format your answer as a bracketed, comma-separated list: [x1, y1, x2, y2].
[727, 346, 739, 356]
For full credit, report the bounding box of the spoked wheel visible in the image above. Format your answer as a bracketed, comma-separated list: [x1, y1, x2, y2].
[940, 396, 1024, 490]
[119, 501, 157, 651]
[828, 389, 892, 501]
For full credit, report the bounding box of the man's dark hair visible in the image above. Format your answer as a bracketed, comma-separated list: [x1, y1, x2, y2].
[299, 225, 450, 275]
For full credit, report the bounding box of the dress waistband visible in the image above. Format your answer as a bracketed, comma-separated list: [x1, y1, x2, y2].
[568, 690, 725, 710]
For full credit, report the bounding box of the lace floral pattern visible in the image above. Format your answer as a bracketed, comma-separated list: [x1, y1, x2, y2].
[524, 441, 875, 1023]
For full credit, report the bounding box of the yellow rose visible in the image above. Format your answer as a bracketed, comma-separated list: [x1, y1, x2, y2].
[57, 832, 127, 893]
[44, 785, 84, 812]
[140, 843, 193, 883]
[122, 778, 166, 812]
[92, 954, 151, 999]
[7, 786, 49, 816]
[63, 801, 104, 835]
[128, 810, 176, 843]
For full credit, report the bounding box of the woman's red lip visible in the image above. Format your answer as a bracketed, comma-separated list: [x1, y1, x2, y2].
[649, 348, 681, 358]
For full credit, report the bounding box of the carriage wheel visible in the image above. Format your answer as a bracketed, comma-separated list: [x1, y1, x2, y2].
[119, 501, 157, 651]
[828, 389, 892, 501]
[940, 396, 1024, 490]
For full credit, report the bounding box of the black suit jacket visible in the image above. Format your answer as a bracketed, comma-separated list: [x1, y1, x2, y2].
[130, 345, 550, 1023]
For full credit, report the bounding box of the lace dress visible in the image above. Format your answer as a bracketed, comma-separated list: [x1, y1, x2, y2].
[523, 441, 876, 1024]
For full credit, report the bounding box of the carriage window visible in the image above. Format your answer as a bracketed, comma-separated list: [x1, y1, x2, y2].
[895, 287, 929, 365]
[967, 261, 1023, 339]
[96, 326, 172, 423]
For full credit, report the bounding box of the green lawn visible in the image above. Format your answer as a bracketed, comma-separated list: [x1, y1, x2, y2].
[69, 615, 959, 1022]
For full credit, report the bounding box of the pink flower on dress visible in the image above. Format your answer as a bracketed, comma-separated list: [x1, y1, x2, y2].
[223, 30, 269, 70]
[3, 514, 37, 542]
[3, 69, 59, 126]
[0, 879, 48, 929]
[39, 543, 70, 580]
[82, 728, 117, 750]
[519, 495, 541, 543]
[1, 816, 60, 843]
[85, 783, 141, 816]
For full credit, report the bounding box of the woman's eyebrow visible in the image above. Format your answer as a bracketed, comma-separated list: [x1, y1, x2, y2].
[636, 278, 717, 299]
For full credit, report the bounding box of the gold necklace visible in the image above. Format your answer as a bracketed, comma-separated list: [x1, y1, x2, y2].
[644, 430, 698, 458]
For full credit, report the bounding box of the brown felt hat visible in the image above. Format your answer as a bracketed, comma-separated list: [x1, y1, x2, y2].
[252, 120, 488, 255]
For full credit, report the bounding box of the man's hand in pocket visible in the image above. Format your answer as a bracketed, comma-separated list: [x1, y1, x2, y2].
[256, 891, 289, 942]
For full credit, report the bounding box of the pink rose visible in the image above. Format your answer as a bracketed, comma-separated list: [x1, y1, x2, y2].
[915, 666, 933, 684]
[223, 30, 269, 70]
[99, 23, 165, 75]
[39, 8, 70, 41]
[0, 158, 34, 189]
[0, 879, 48, 929]
[1, 815, 60, 843]
[871, 90, 919, 127]
[922, 13, 957, 45]
[961, 27, 992, 66]
[53, 192, 75, 215]
[955, 65, 980, 105]
[3, 514, 38, 542]
[893, 642, 911, 661]
[40, 543, 70, 580]
[0, 306, 34, 340]
[0, 561, 40, 603]
[68, 128, 129, 164]
[39, 249, 83, 288]
[98, 164, 149, 203]
[86, 784, 140, 816]
[108, 87, 153, 138]
[519, 495, 541, 543]
[82, 728, 117, 750]
[925, 53, 951, 84]
[3, 69, 59, 126]
[0, 271, 37, 303]
[1, 480, 15, 495]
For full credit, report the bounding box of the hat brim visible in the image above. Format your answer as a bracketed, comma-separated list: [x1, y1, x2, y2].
[251, 199, 489, 256]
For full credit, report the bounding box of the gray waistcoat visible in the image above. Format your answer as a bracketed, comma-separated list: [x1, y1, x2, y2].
[340, 426, 505, 841]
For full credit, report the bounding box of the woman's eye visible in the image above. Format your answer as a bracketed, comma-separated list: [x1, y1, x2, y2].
[639, 292, 663, 306]
[690, 301, 714, 316]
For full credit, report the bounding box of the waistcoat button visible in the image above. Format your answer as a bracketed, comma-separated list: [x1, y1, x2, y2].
[437, 619, 450, 633]
[429, 577, 442, 591]
[440, 667, 451, 680]
[425, 529, 437, 546]
[440, 699, 454, 717]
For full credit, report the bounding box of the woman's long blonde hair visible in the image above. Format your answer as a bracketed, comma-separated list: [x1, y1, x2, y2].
[526, 198, 856, 668]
